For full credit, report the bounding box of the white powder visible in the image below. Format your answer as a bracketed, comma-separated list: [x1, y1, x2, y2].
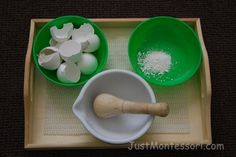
[138, 51, 171, 76]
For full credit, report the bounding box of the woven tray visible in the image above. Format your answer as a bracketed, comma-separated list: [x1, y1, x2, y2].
[24, 18, 211, 149]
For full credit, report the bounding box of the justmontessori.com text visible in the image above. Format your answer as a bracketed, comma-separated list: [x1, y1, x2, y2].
[128, 141, 224, 150]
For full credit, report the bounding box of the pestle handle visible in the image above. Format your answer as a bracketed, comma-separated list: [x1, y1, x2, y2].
[93, 93, 169, 118]
[122, 101, 169, 117]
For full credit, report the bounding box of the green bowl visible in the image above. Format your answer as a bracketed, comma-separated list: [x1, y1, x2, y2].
[128, 16, 202, 86]
[33, 15, 108, 87]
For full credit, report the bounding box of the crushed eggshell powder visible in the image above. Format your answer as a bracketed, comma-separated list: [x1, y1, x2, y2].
[137, 51, 171, 76]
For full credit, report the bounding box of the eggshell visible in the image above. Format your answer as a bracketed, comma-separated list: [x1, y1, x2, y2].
[38, 47, 62, 70]
[77, 53, 98, 75]
[57, 62, 81, 83]
[49, 38, 63, 49]
[59, 40, 82, 63]
[72, 23, 94, 50]
[50, 23, 73, 42]
[49, 38, 57, 46]
[84, 34, 100, 53]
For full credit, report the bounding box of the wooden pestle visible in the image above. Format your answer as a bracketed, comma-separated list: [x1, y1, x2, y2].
[93, 93, 169, 118]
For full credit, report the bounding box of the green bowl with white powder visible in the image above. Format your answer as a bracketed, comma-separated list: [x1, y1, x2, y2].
[128, 16, 202, 86]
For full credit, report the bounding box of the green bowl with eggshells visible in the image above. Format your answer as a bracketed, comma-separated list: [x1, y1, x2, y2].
[128, 16, 202, 86]
[33, 15, 108, 87]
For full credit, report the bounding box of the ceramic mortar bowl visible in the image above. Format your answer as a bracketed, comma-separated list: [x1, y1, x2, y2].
[72, 69, 156, 144]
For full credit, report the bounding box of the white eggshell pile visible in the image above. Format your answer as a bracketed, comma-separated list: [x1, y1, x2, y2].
[38, 47, 62, 70]
[49, 38, 63, 49]
[72, 23, 100, 51]
[38, 22, 100, 84]
[59, 40, 82, 62]
[84, 34, 100, 53]
[50, 23, 73, 42]
[78, 53, 98, 75]
[57, 62, 81, 83]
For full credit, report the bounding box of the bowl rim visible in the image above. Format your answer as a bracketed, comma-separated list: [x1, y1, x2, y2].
[72, 69, 156, 144]
[128, 16, 202, 86]
[32, 15, 108, 87]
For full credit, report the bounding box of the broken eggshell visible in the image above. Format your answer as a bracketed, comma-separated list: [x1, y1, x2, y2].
[57, 62, 81, 83]
[38, 47, 62, 70]
[50, 23, 73, 42]
[84, 34, 100, 53]
[77, 53, 98, 75]
[72, 23, 94, 50]
[59, 40, 82, 63]
[49, 38, 63, 49]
